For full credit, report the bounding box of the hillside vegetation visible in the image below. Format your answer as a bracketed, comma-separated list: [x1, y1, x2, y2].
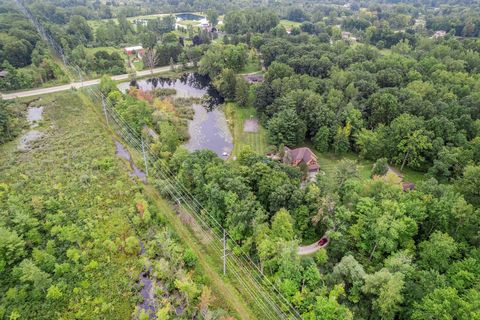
[0, 92, 233, 319]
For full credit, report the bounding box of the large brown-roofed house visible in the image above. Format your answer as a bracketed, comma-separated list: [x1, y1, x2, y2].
[283, 147, 320, 173]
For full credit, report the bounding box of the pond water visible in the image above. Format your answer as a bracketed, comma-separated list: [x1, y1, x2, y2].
[175, 13, 204, 21]
[114, 141, 147, 182]
[118, 73, 233, 157]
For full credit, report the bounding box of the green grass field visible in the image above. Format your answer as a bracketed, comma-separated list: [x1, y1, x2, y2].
[241, 58, 262, 74]
[87, 12, 205, 31]
[0, 92, 145, 318]
[310, 147, 425, 184]
[279, 19, 302, 28]
[313, 151, 374, 180]
[132, 60, 144, 71]
[225, 103, 268, 157]
[177, 19, 201, 27]
[84, 46, 122, 54]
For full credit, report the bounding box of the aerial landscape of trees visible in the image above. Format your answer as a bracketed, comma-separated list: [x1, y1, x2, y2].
[0, 2, 66, 90]
[1, 0, 480, 319]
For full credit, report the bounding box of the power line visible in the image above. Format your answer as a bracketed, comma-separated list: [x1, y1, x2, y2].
[14, 1, 302, 318]
[91, 89, 299, 318]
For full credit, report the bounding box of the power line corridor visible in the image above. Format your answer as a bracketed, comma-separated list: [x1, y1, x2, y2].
[13, 0, 302, 318]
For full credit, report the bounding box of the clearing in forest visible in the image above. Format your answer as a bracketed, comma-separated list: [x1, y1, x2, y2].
[225, 103, 268, 157]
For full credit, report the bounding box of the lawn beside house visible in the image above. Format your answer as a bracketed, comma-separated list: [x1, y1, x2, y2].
[309, 147, 425, 184]
[241, 50, 263, 74]
[223, 102, 425, 184]
[279, 19, 302, 28]
[224, 103, 268, 157]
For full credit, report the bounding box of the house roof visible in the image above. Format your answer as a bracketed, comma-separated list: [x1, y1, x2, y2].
[402, 182, 415, 191]
[285, 147, 318, 166]
[0, 70, 8, 77]
[124, 46, 143, 51]
[243, 74, 264, 83]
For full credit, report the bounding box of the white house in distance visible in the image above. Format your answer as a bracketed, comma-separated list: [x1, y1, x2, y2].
[132, 19, 148, 26]
[342, 31, 357, 42]
[124, 46, 145, 59]
[432, 30, 447, 39]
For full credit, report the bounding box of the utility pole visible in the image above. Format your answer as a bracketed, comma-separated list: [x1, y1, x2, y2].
[141, 136, 149, 177]
[223, 228, 227, 275]
[78, 66, 83, 87]
[101, 96, 109, 125]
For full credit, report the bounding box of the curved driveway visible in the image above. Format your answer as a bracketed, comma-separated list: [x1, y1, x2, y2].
[298, 236, 329, 255]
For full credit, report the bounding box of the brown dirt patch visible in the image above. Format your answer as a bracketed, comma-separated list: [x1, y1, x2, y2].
[243, 119, 259, 133]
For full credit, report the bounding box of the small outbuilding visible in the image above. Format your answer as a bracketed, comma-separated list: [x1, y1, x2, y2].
[432, 30, 447, 39]
[243, 74, 264, 84]
[402, 182, 416, 192]
[124, 46, 145, 58]
[341, 31, 357, 42]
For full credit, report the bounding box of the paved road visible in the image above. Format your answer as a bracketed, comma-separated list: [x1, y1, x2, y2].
[298, 236, 329, 255]
[0, 65, 176, 100]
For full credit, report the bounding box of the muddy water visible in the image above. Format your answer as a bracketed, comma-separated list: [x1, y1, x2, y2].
[114, 141, 147, 183]
[27, 106, 44, 127]
[18, 105, 44, 151]
[118, 73, 233, 157]
[114, 144, 153, 315]
[138, 241, 156, 318]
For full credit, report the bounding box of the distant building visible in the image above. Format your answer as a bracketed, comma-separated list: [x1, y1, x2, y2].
[402, 182, 416, 192]
[341, 31, 357, 42]
[133, 19, 148, 26]
[283, 147, 320, 173]
[199, 17, 210, 29]
[433, 30, 447, 39]
[124, 46, 145, 58]
[243, 74, 264, 84]
[0, 70, 8, 78]
[342, 31, 351, 40]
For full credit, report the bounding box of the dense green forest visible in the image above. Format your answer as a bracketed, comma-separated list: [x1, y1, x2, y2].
[1, 0, 480, 319]
[0, 3, 67, 90]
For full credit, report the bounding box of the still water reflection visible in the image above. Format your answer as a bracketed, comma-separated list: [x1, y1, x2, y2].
[118, 73, 232, 157]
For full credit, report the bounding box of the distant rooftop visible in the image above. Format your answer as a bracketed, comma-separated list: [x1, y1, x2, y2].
[243, 74, 264, 84]
[124, 45, 144, 51]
